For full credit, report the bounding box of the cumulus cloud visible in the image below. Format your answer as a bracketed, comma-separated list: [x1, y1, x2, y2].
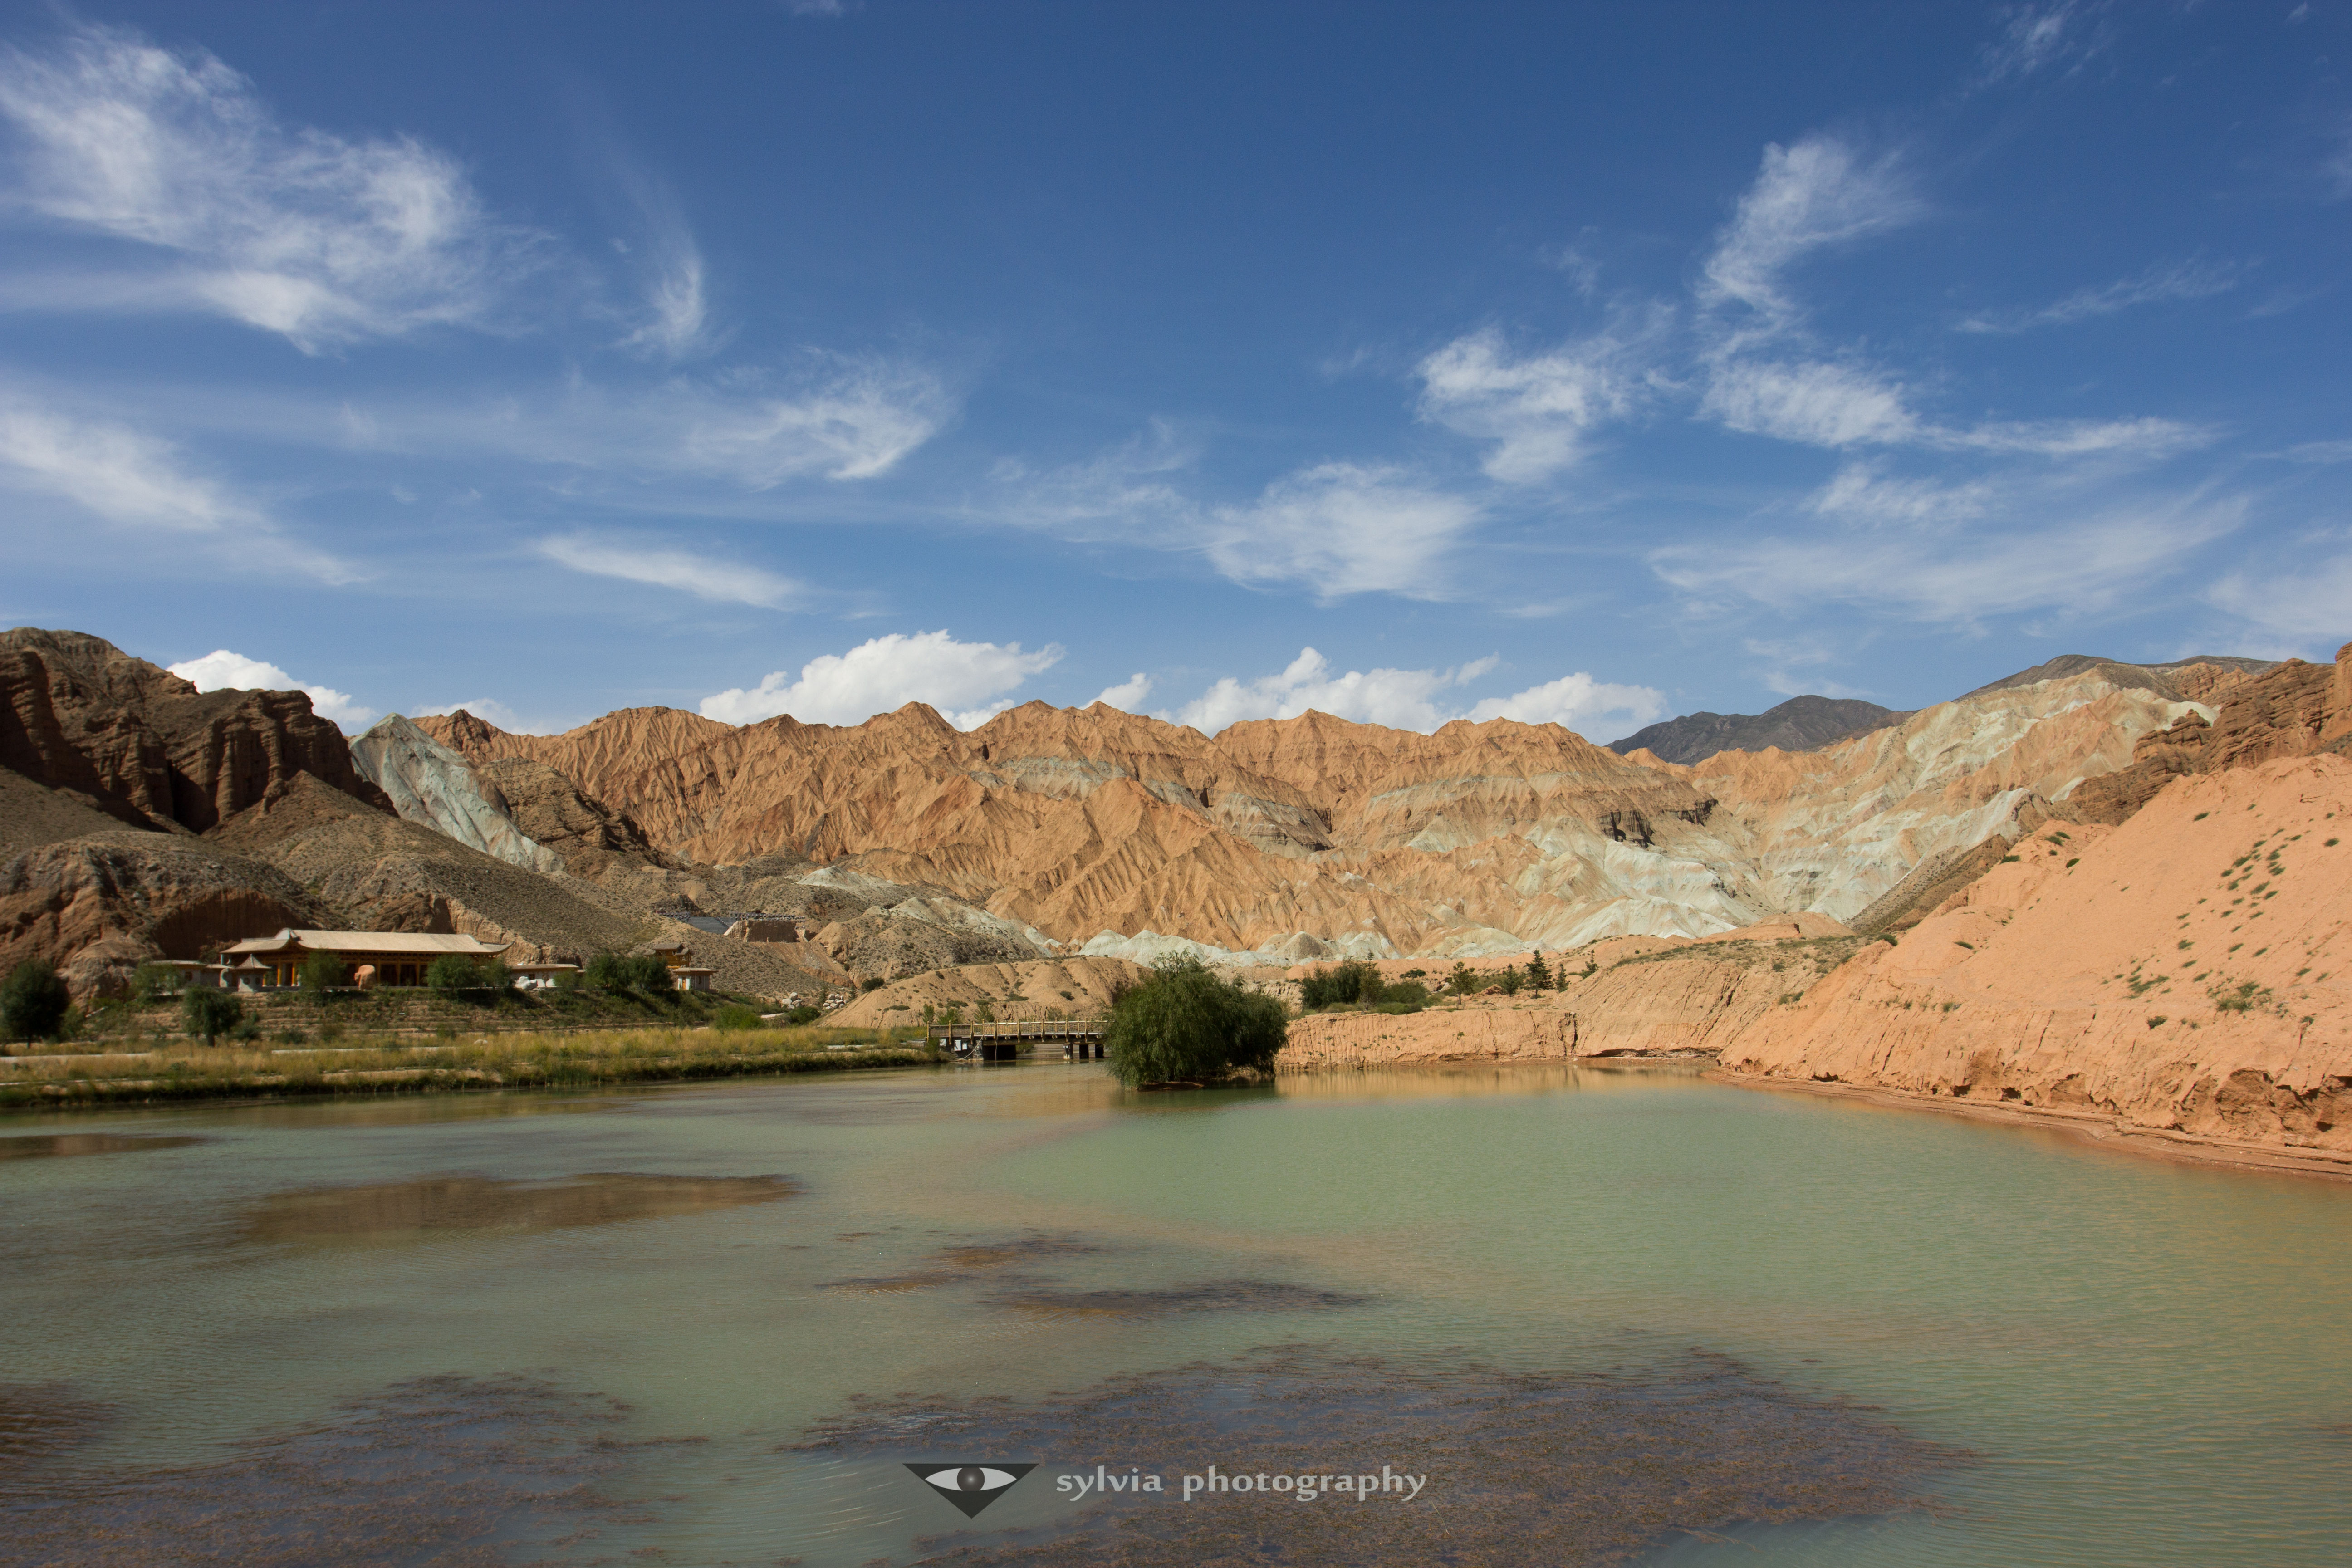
[1467, 673, 1668, 735]
[1957, 258, 2239, 334]
[1171, 648, 1495, 732]
[0, 24, 526, 350]
[1166, 649, 1661, 740]
[1092, 673, 1153, 711]
[1205, 463, 1480, 600]
[701, 630, 1063, 728]
[168, 649, 375, 730]
[1415, 324, 1646, 483]
[1699, 137, 1920, 332]
[535, 535, 803, 608]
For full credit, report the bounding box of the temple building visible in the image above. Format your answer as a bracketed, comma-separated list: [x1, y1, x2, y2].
[216, 929, 514, 990]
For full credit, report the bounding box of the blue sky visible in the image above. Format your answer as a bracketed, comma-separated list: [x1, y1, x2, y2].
[1, 1, 2348, 740]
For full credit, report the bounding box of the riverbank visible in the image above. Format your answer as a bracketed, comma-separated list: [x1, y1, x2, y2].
[0, 1025, 932, 1109]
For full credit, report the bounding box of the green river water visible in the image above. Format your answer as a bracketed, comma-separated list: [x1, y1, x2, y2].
[4, 1060, 2349, 1565]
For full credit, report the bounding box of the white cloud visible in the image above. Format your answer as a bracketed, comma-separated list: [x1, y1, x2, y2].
[1702, 359, 1920, 447]
[1957, 258, 2239, 333]
[2206, 553, 2352, 649]
[1810, 463, 1995, 525]
[1093, 673, 1153, 711]
[1699, 137, 1920, 332]
[0, 24, 524, 350]
[608, 157, 709, 358]
[1205, 463, 1479, 599]
[1652, 492, 2243, 622]
[168, 649, 376, 730]
[1467, 673, 1668, 737]
[1415, 324, 1645, 483]
[536, 535, 803, 608]
[701, 630, 1063, 728]
[2284, 439, 2352, 465]
[1172, 648, 1494, 732]
[1169, 648, 1660, 740]
[1948, 416, 2207, 458]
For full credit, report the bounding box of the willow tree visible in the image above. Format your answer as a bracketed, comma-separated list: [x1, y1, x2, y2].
[1102, 959, 1287, 1088]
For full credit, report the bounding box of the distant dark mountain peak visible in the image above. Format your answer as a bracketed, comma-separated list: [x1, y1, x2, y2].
[1608, 695, 1907, 766]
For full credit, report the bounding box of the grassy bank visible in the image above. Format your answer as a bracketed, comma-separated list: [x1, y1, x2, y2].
[0, 1024, 935, 1110]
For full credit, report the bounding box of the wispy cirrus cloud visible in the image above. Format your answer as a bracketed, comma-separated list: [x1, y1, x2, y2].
[1652, 488, 2242, 624]
[1979, 1, 2109, 84]
[535, 535, 806, 608]
[701, 630, 1063, 728]
[1698, 136, 1921, 336]
[1414, 319, 1654, 483]
[0, 24, 532, 350]
[999, 431, 1477, 601]
[1957, 258, 2239, 334]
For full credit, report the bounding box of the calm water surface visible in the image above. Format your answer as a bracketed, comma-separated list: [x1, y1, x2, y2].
[4, 1062, 2349, 1565]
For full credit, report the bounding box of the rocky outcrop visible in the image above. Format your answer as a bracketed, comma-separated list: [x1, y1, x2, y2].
[1720, 754, 2352, 1164]
[348, 715, 564, 874]
[1960, 652, 2273, 703]
[1609, 696, 1907, 765]
[473, 756, 670, 877]
[2063, 643, 2352, 827]
[0, 836, 332, 995]
[0, 628, 392, 831]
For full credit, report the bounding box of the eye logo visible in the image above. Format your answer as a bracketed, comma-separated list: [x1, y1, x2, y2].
[905, 1462, 1038, 1518]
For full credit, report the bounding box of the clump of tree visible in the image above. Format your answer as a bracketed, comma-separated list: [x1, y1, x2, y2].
[1103, 958, 1287, 1088]
[585, 952, 675, 993]
[181, 986, 245, 1045]
[426, 955, 511, 999]
[859, 976, 886, 992]
[1525, 952, 1553, 991]
[130, 961, 182, 1002]
[1298, 961, 1428, 1014]
[2, 960, 72, 1043]
[301, 951, 351, 993]
[1446, 963, 1480, 996]
[712, 1003, 765, 1031]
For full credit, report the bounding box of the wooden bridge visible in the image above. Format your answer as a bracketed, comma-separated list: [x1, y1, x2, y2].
[926, 1020, 1106, 1062]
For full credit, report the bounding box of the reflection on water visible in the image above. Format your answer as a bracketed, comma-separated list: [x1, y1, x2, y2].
[245, 1172, 795, 1241]
[0, 1376, 637, 1567]
[0, 1386, 110, 1478]
[798, 1343, 1965, 1567]
[0, 1133, 206, 1160]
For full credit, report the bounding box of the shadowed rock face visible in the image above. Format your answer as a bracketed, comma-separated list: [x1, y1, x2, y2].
[0, 628, 392, 833]
[1609, 695, 1908, 766]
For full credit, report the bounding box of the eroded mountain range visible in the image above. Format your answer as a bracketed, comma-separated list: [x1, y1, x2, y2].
[1, 623, 2338, 1003]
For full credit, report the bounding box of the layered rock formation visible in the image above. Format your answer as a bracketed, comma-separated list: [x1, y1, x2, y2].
[1608, 695, 1906, 765]
[420, 657, 2251, 959]
[1, 627, 392, 831]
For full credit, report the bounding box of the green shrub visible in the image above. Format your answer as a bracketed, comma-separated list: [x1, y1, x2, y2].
[784, 1004, 823, 1025]
[1492, 969, 1524, 996]
[1103, 958, 1287, 1088]
[130, 961, 181, 1001]
[1447, 963, 1479, 996]
[622, 954, 673, 993]
[181, 987, 244, 1045]
[860, 975, 886, 992]
[427, 955, 510, 999]
[0, 960, 72, 1042]
[1299, 962, 1427, 1012]
[273, 1027, 308, 1045]
[584, 952, 627, 990]
[712, 1003, 764, 1031]
[301, 951, 351, 992]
